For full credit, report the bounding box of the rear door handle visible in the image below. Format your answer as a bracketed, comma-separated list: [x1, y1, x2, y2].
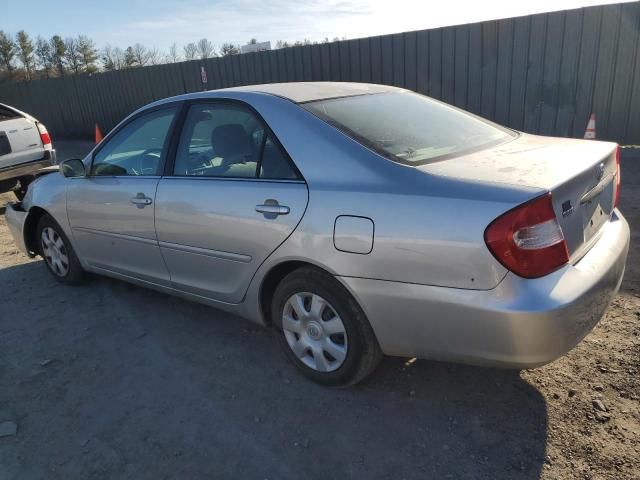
[255, 204, 290, 215]
[131, 193, 153, 208]
[256, 200, 290, 219]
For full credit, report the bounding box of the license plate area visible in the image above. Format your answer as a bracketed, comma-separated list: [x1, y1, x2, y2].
[581, 176, 614, 242]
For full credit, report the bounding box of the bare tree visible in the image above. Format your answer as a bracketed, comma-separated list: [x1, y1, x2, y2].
[166, 42, 180, 63]
[50, 35, 66, 76]
[197, 38, 216, 59]
[0, 30, 17, 75]
[113, 47, 126, 69]
[77, 35, 98, 73]
[124, 46, 136, 68]
[293, 38, 312, 47]
[35, 36, 53, 78]
[183, 42, 197, 60]
[275, 40, 291, 49]
[64, 37, 82, 74]
[219, 43, 240, 56]
[147, 48, 161, 65]
[101, 45, 116, 70]
[16, 31, 35, 79]
[102, 45, 128, 70]
[131, 43, 153, 66]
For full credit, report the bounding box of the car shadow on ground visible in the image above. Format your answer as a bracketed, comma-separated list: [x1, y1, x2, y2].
[0, 260, 547, 479]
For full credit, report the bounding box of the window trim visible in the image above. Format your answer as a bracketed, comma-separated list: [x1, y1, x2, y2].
[165, 98, 304, 182]
[88, 102, 184, 178]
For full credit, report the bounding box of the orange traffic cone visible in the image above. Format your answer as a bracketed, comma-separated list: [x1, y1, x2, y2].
[584, 113, 596, 139]
[95, 123, 103, 144]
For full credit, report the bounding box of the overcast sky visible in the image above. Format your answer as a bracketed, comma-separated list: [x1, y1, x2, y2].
[2, 0, 631, 52]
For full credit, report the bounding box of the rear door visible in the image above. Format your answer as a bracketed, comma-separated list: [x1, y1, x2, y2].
[67, 104, 180, 285]
[0, 105, 43, 168]
[155, 101, 308, 303]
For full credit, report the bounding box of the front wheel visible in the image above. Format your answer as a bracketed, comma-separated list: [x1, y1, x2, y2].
[37, 214, 85, 284]
[271, 267, 382, 386]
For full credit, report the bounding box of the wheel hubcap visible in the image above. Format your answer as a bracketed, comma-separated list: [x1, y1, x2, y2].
[41, 227, 69, 277]
[282, 292, 348, 372]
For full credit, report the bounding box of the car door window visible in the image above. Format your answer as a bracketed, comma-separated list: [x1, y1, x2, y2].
[174, 103, 299, 180]
[259, 136, 298, 180]
[91, 107, 178, 177]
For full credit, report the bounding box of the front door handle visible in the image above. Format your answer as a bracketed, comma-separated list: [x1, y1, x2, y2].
[256, 199, 290, 218]
[130, 193, 153, 208]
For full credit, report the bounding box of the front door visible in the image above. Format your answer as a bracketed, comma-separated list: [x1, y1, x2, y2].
[154, 101, 308, 303]
[67, 105, 180, 285]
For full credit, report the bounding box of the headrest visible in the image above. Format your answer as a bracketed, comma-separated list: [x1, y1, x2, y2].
[211, 124, 253, 158]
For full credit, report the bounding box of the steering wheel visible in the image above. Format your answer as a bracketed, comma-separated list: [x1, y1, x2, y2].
[135, 148, 162, 175]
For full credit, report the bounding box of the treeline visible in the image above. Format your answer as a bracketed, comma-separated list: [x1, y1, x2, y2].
[0, 31, 346, 83]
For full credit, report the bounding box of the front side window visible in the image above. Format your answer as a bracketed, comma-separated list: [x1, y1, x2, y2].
[174, 103, 298, 180]
[91, 106, 178, 176]
[303, 91, 516, 165]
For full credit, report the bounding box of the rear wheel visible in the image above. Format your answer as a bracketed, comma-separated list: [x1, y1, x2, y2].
[271, 267, 382, 386]
[37, 214, 85, 284]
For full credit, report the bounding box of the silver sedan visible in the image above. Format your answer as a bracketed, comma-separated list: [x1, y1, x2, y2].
[5, 82, 629, 386]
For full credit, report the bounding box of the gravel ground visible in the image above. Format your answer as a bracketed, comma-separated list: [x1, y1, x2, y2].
[0, 142, 638, 480]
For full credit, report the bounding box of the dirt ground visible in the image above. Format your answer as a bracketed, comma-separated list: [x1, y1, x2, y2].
[0, 142, 638, 480]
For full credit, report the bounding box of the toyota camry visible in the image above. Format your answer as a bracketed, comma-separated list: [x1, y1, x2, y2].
[5, 82, 629, 386]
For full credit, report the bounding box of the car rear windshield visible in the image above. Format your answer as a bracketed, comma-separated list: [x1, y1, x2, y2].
[303, 91, 516, 165]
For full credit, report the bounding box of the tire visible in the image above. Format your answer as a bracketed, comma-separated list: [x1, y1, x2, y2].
[271, 266, 382, 386]
[36, 214, 85, 284]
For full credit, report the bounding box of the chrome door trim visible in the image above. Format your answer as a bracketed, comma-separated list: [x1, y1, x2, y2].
[81, 175, 163, 180]
[159, 176, 305, 184]
[158, 240, 252, 263]
[72, 226, 158, 246]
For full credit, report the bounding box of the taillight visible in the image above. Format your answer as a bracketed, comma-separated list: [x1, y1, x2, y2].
[614, 145, 621, 208]
[36, 123, 51, 146]
[484, 193, 569, 279]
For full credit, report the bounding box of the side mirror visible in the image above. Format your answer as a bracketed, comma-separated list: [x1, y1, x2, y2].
[61, 158, 86, 178]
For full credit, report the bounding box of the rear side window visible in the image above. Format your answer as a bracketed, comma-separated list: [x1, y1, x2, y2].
[303, 91, 515, 165]
[174, 103, 299, 180]
[0, 106, 21, 122]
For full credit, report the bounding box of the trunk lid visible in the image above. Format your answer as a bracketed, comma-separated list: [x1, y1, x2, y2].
[419, 133, 618, 257]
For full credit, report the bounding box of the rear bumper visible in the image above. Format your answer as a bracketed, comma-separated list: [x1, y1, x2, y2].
[340, 210, 630, 368]
[0, 150, 56, 182]
[5, 202, 31, 257]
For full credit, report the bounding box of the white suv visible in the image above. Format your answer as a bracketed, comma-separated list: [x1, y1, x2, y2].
[0, 103, 56, 199]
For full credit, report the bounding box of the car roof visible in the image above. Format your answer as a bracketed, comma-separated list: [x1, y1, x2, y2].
[214, 82, 403, 103]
